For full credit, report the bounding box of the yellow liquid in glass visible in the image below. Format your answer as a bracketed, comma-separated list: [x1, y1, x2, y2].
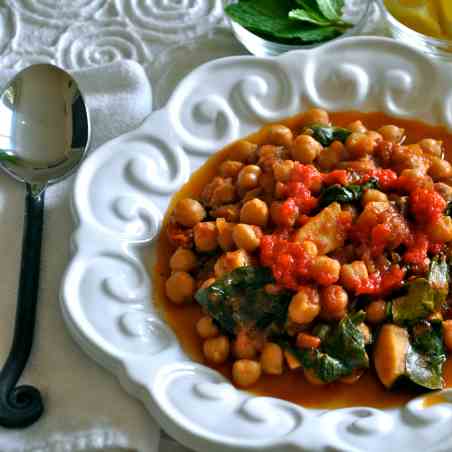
[384, 0, 452, 39]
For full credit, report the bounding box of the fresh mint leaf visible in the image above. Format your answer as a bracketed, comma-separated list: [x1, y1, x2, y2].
[0, 150, 19, 164]
[316, 0, 344, 21]
[274, 25, 342, 42]
[225, 0, 346, 44]
[289, 8, 331, 26]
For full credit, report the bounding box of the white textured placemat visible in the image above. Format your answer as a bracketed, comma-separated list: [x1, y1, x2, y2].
[0, 1, 383, 451]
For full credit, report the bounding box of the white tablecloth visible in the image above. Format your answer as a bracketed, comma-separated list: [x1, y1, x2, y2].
[0, 1, 383, 451]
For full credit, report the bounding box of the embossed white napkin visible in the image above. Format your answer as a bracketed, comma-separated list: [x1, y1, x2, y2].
[0, 60, 159, 452]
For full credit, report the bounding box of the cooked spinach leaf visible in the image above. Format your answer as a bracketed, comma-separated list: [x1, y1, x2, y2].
[319, 178, 378, 207]
[303, 123, 352, 146]
[406, 321, 446, 390]
[392, 279, 437, 326]
[195, 266, 291, 335]
[283, 312, 368, 383]
[392, 258, 448, 326]
[445, 201, 452, 217]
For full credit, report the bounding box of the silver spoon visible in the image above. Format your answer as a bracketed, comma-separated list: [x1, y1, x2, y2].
[0, 64, 90, 428]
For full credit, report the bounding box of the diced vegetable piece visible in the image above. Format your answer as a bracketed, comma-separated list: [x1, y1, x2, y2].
[294, 202, 346, 254]
[374, 324, 409, 388]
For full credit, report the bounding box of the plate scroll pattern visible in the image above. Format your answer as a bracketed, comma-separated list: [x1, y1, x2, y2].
[63, 37, 452, 452]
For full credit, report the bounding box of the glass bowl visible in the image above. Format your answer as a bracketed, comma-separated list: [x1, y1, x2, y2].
[229, 0, 374, 57]
[377, 0, 452, 60]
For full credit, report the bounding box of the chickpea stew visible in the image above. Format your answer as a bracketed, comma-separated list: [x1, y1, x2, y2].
[154, 109, 452, 408]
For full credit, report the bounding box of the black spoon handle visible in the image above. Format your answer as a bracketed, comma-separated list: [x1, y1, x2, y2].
[0, 183, 44, 428]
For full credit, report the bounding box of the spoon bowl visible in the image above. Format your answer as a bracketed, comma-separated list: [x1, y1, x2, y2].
[0, 64, 90, 428]
[0, 64, 89, 190]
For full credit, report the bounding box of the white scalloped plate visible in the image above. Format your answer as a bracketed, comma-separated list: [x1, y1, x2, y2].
[62, 37, 452, 452]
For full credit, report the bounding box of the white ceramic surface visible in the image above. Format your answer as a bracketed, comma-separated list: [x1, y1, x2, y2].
[62, 37, 452, 452]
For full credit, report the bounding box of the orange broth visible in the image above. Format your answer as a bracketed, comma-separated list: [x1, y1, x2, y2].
[152, 111, 452, 409]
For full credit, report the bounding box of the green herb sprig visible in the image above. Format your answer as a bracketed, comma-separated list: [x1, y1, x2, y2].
[225, 0, 352, 45]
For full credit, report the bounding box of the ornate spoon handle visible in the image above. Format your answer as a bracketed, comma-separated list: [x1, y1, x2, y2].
[0, 184, 44, 428]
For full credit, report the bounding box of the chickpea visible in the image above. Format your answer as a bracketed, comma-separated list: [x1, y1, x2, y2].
[366, 130, 383, 144]
[260, 343, 284, 375]
[232, 359, 262, 388]
[435, 182, 452, 202]
[425, 216, 452, 242]
[273, 160, 295, 182]
[292, 135, 322, 163]
[358, 323, 372, 345]
[196, 316, 219, 339]
[340, 261, 369, 292]
[288, 286, 320, 324]
[229, 140, 258, 163]
[345, 132, 376, 158]
[263, 124, 293, 148]
[303, 107, 330, 126]
[214, 249, 251, 277]
[194, 221, 218, 252]
[300, 240, 318, 258]
[420, 138, 443, 158]
[310, 256, 341, 286]
[240, 198, 269, 227]
[259, 171, 275, 194]
[443, 320, 452, 352]
[340, 368, 365, 384]
[216, 218, 235, 251]
[165, 271, 195, 304]
[428, 157, 452, 180]
[316, 140, 345, 171]
[173, 198, 206, 228]
[320, 285, 349, 321]
[232, 223, 261, 252]
[203, 336, 230, 364]
[237, 165, 262, 191]
[378, 125, 405, 143]
[296, 333, 321, 349]
[233, 331, 257, 359]
[303, 368, 325, 385]
[220, 160, 244, 178]
[398, 168, 433, 192]
[366, 300, 387, 324]
[348, 120, 367, 134]
[169, 247, 197, 272]
[362, 189, 388, 205]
